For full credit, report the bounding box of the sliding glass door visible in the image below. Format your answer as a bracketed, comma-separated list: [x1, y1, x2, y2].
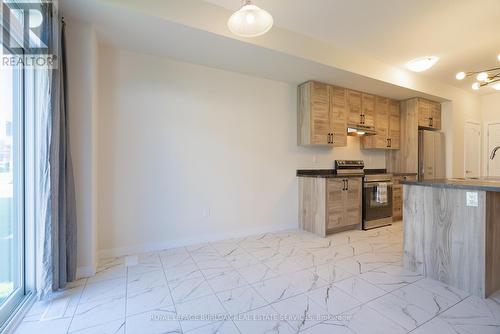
[0, 46, 25, 327]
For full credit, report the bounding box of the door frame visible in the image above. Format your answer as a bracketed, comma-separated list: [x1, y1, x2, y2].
[464, 121, 482, 178]
[486, 122, 500, 177]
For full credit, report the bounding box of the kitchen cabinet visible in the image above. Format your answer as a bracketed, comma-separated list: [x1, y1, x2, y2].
[342, 178, 363, 228]
[347, 90, 375, 128]
[392, 174, 417, 221]
[297, 81, 347, 146]
[361, 98, 400, 149]
[388, 99, 401, 149]
[361, 93, 375, 127]
[386, 97, 442, 174]
[298, 176, 362, 236]
[386, 98, 420, 174]
[418, 98, 441, 130]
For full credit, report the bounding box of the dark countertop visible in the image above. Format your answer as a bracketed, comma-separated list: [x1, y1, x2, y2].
[401, 178, 500, 192]
[392, 172, 418, 177]
[297, 169, 385, 178]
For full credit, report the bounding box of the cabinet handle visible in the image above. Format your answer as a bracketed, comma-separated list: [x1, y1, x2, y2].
[387, 138, 390, 147]
[346, 179, 349, 190]
[429, 117, 433, 127]
[388, 139, 392, 147]
[342, 179, 346, 191]
[330, 133, 334, 144]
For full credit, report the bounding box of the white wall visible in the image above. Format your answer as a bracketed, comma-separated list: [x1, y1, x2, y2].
[97, 46, 386, 257]
[66, 18, 99, 277]
[481, 92, 500, 176]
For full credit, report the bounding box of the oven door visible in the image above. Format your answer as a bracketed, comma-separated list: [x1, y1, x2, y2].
[363, 182, 393, 221]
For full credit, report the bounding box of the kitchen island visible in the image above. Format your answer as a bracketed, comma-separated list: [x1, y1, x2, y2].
[401, 178, 500, 298]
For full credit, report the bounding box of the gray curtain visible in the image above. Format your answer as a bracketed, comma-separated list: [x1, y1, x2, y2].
[49, 18, 77, 289]
[38, 14, 77, 297]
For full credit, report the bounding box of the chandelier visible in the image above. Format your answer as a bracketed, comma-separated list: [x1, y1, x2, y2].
[455, 54, 500, 91]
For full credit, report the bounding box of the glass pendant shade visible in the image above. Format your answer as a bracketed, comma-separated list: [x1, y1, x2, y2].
[227, 1, 273, 37]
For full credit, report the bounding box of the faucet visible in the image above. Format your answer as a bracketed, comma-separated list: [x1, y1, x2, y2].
[491, 146, 500, 160]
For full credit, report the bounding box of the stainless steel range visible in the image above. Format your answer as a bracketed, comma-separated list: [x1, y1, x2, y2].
[362, 173, 393, 230]
[334, 160, 365, 175]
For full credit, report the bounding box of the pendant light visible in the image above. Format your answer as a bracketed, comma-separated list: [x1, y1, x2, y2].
[455, 54, 500, 91]
[227, 0, 273, 38]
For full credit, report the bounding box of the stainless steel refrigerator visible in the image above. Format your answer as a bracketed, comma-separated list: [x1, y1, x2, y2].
[418, 130, 446, 180]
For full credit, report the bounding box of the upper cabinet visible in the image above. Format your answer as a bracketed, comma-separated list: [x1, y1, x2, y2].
[361, 93, 375, 127]
[361, 97, 400, 150]
[298, 81, 347, 146]
[346, 90, 375, 127]
[388, 99, 401, 149]
[417, 98, 441, 130]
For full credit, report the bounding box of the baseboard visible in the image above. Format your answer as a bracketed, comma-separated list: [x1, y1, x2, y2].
[98, 223, 298, 259]
[76, 265, 96, 279]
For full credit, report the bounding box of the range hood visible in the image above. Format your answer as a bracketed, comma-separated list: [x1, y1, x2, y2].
[347, 124, 377, 136]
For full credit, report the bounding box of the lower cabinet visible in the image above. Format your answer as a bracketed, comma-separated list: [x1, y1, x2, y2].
[392, 174, 417, 221]
[299, 177, 362, 237]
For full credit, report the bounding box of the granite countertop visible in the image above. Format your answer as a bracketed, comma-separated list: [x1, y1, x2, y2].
[401, 177, 500, 192]
[296, 169, 385, 178]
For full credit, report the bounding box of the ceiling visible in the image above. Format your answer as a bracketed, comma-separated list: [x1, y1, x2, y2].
[205, 0, 500, 94]
[60, 0, 499, 98]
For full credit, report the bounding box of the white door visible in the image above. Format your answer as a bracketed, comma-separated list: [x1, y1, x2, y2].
[464, 122, 481, 178]
[487, 123, 500, 177]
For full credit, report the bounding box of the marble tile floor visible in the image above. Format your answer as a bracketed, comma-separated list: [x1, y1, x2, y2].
[14, 222, 500, 334]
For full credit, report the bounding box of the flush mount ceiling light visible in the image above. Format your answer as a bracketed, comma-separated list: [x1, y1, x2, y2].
[455, 54, 500, 91]
[405, 56, 439, 72]
[227, 0, 273, 38]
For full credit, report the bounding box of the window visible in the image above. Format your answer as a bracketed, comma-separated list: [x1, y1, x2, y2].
[0, 11, 26, 330]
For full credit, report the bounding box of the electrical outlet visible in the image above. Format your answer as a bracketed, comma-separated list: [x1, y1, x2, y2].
[466, 192, 479, 207]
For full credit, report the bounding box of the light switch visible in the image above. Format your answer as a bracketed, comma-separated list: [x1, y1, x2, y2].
[466, 192, 479, 207]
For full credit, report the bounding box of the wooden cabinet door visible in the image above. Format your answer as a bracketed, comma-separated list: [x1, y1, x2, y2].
[326, 179, 346, 231]
[431, 102, 441, 130]
[361, 94, 375, 127]
[392, 185, 402, 221]
[418, 98, 431, 128]
[361, 96, 388, 149]
[343, 178, 362, 227]
[329, 86, 347, 147]
[388, 99, 400, 149]
[374, 97, 389, 148]
[347, 90, 362, 125]
[310, 82, 331, 144]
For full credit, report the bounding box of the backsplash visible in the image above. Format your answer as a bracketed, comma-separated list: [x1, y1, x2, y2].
[296, 136, 386, 170]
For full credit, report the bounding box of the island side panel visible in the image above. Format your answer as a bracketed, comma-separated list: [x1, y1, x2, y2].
[403, 184, 426, 274]
[403, 184, 486, 297]
[298, 177, 326, 237]
[486, 192, 500, 296]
